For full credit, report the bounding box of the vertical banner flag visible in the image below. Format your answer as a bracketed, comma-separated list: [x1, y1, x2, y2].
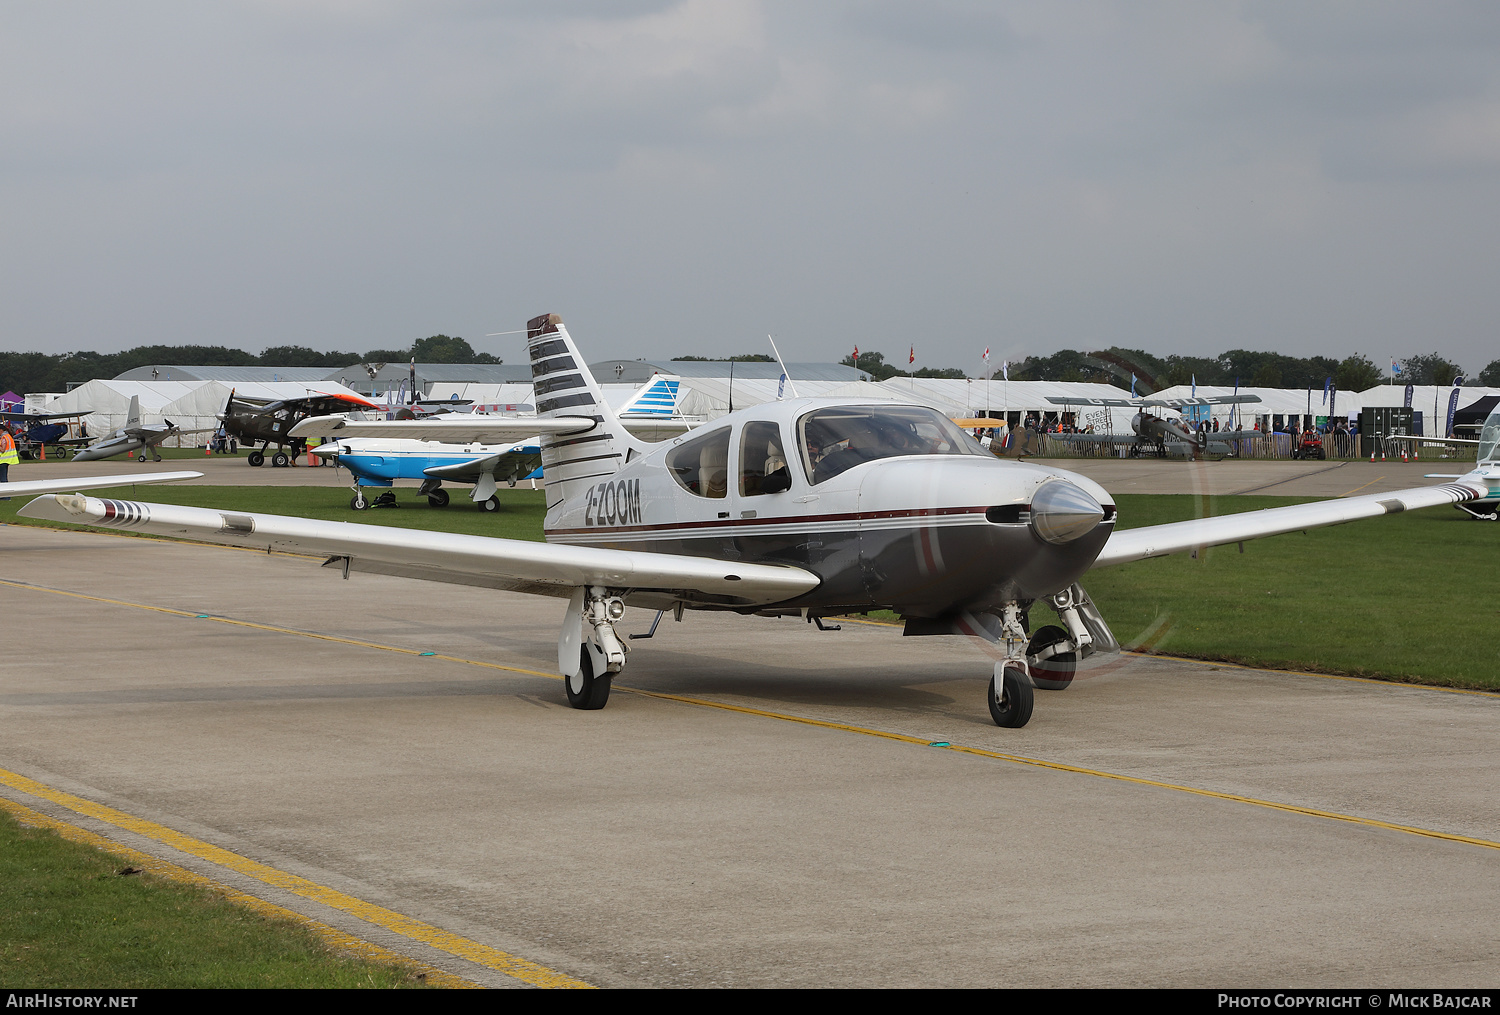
[1002, 360, 1009, 381]
[1445, 375, 1464, 437]
[1322, 377, 1332, 405]
[909, 346, 915, 365]
[1328, 381, 1337, 418]
[1403, 383, 1414, 408]
[1130, 373, 1138, 397]
[1191, 374, 1197, 399]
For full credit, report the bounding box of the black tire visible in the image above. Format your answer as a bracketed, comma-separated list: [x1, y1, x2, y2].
[564, 648, 611, 710]
[1027, 625, 1077, 690]
[248, 451, 265, 467]
[271, 451, 290, 468]
[428, 489, 450, 507]
[350, 494, 368, 510]
[152, 454, 162, 462]
[988, 665, 1034, 728]
[479, 495, 500, 513]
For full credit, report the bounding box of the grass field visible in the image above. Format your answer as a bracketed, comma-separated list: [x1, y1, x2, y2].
[2, 482, 1493, 687]
[1087, 494, 1498, 688]
[0, 808, 429, 989]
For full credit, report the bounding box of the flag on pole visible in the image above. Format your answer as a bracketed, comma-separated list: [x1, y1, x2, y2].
[1130, 373, 1137, 397]
[853, 345, 859, 365]
[1002, 360, 1009, 382]
[1191, 374, 1197, 399]
[909, 346, 915, 365]
[1391, 359, 1402, 376]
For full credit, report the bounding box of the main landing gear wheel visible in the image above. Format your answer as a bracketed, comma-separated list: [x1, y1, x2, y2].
[271, 451, 291, 468]
[350, 493, 368, 510]
[479, 495, 500, 513]
[248, 451, 265, 467]
[427, 489, 450, 507]
[565, 648, 612, 710]
[988, 665, 1034, 728]
[1027, 624, 1078, 691]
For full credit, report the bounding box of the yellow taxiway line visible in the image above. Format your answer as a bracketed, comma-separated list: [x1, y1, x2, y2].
[0, 796, 476, 989]
[2, 575, 1497, 911]
[0, 766, 592, 989]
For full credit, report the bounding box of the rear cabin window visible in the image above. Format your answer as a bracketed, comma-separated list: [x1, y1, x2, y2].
[740, 421, 790, 496]
[665, 428, 730, 499]
[798, 405, 984, 485]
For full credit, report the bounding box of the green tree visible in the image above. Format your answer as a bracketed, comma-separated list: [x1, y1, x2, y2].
[1479, 359, 1500, 386]
[840, 350, 903, 380]
[1400, 353, 1465, 385]
[409, 335, 500, 364]
[1335, 354, 1381, 392]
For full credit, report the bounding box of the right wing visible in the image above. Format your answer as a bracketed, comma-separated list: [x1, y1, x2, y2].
[1092, 477, 1489, 568]
[18, 495, 820, 610]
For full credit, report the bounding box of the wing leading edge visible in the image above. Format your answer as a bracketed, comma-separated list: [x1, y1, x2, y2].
[17, 495, 820, 609]
[1091, 478, 1489, 568]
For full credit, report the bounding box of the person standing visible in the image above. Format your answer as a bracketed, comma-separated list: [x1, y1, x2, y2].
[0, 426, 18, 483]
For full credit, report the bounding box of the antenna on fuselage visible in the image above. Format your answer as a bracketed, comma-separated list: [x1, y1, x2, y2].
[767, 335, 800, 399]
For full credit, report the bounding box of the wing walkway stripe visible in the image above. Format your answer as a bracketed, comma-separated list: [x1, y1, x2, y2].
[0, 767, 592, 988]
[0, 796, 477, 989]
[4, 578, 1498, 858]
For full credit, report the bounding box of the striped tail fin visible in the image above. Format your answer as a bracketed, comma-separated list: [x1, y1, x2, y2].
[527, 313, 642, 520]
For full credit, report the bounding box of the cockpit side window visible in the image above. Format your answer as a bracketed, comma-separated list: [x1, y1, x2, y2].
[665, 427, 731, 499]
[1480, 406, 1500, 463]
[740, 421, 790, 496]
[797, 405, 984, 485]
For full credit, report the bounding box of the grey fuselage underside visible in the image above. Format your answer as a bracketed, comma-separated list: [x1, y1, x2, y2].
[554, 519, 1114, 617]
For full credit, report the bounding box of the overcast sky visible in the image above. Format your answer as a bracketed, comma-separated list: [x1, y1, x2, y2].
[3, 1, 1498, 373]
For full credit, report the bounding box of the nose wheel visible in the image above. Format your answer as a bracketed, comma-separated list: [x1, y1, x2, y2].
[989, 665, 1033, 728]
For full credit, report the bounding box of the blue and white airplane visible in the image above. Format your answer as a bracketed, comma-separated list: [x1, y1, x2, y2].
[323, 374, 694, 511]
[326, 436, 543, 512]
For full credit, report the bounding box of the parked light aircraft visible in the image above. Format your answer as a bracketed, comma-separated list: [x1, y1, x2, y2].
[1045, 394, 1263, 459]
[219, 388, 382, 467]
[72, 397, 214, 463]
[1, 407, 92, 459]
[312, 374, 697, 511]
[1387, 415, 1500, 519]
[327, 437, 544, 512]
[20, 316, 1496, 728]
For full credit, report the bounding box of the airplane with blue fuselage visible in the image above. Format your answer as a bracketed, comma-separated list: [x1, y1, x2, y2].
[325, 375, 694, 511]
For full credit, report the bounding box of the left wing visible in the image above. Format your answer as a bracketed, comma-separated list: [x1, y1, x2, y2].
[423, 448, 541, 484]
[18, 495, 820, 610]
[0, 472, 204, 498]
[1092, 476, 1490, 568]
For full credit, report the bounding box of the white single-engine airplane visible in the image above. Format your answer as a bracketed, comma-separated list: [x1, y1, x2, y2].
[19, 316, 1499, 728]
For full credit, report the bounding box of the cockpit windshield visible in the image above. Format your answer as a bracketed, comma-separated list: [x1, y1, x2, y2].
[1480, 406, 1500, 463]
[798, 405, 984, 485]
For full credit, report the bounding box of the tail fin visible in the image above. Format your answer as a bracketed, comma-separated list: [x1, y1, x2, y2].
[126, 395, 141, 429]
[527, 313, 644, 517]
[617, 374, 682, 416]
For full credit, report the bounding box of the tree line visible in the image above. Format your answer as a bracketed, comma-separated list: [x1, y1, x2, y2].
[0, 336, 496, 395]
[1001, 347, 1499, 393]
